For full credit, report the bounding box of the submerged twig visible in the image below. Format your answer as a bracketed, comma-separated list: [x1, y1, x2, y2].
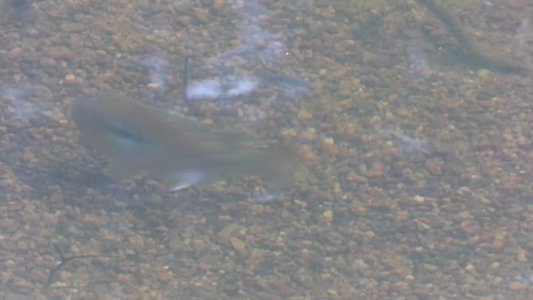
[183, 56, 190, 104]
[46, 243, 101, 287]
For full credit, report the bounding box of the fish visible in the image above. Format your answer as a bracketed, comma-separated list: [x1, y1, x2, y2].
[71, 90, 300, 191]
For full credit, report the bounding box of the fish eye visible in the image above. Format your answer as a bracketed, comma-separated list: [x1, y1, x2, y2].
[106, 124, 144, 144]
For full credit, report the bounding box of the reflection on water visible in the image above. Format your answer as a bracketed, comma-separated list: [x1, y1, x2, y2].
[0, 0, 531, 299]
[185, 74, 309, 101]
[140, 51, 169, 90]
[186, 74, 261, 100]
[206, 1, 288, 66]
[379, 129, 435, 156]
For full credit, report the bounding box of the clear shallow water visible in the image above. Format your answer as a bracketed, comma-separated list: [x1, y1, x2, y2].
[0, 0, 531, 299]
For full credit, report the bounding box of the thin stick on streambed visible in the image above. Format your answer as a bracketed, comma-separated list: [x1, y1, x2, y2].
[183, 56, 190, 104]
[46, 243, 101, 288]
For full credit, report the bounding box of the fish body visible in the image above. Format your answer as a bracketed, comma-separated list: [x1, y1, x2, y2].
[71, 91, 299, 190]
